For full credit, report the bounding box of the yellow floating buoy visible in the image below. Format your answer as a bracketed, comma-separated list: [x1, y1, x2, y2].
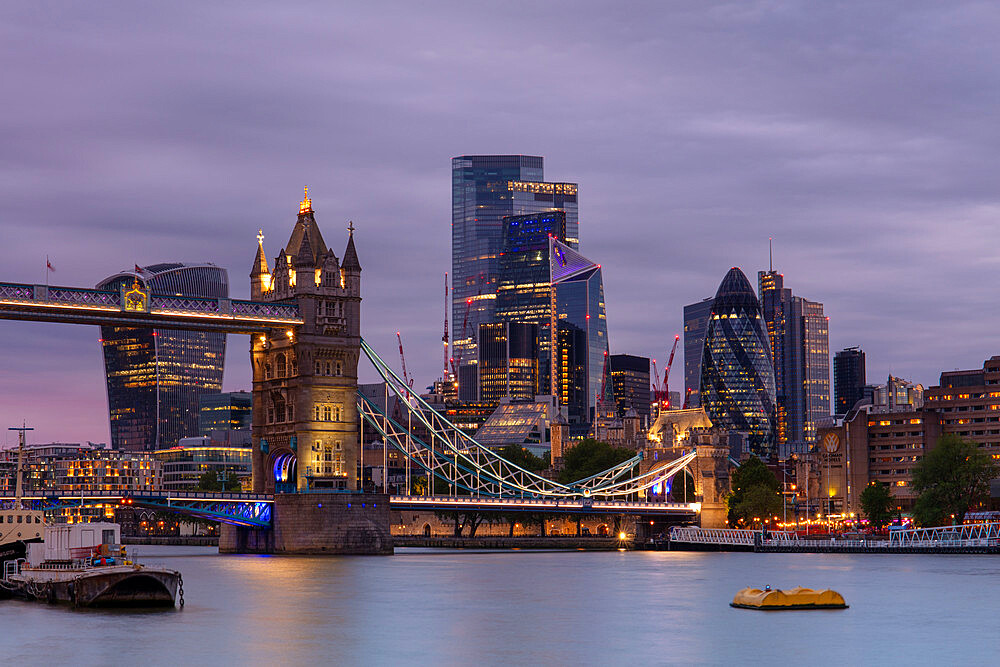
[731, 587, 848, 610]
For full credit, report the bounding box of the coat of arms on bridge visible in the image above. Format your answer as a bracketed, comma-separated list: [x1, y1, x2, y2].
[121, 278, 149, 313]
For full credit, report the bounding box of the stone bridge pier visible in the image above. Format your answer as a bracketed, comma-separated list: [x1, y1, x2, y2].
[693, 442, 731, 529]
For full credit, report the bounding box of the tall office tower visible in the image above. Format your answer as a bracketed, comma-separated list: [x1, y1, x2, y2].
[98, 264, 228, 452]
[683, 297, 714, 408]
[495, 211, 567, 393]
[550, 237, 611, 435]
[701, 267, 777, 459]
[477, 321, 539, 403]
[610, 354, 651, 423]
[451, 155, 579, 378]
[833, 347, 866, 414]
[758, 268, 830, 449]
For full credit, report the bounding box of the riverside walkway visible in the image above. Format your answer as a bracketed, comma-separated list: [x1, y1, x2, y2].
[664, 523, 1000, 554]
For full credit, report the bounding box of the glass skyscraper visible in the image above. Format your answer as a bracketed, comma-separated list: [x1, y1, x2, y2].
[610, 354, 651, 422]
[834, 346, 866, 414]
[495, 211, 567, 394]
[683, 297, 714, 408]
[700, 267, 777, 458]
[98, 263, 228, 452]
[451, 155, 578, 378]
[477, 321, 539, 403]
[550, 238, 610, 435]
[758, 268, 830, 449]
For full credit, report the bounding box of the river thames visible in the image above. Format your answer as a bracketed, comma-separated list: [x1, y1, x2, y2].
[1, 546, 998, 665]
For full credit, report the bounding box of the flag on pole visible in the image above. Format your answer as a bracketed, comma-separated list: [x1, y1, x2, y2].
[46, 257, 55, 272]
[134, 264, 142, 274]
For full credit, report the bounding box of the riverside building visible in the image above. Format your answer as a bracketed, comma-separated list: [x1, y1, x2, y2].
[813, 356, 1000, 518]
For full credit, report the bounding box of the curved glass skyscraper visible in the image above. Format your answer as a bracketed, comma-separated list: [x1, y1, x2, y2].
[700, 267, 777, 458]
[98, 263, 228, 451]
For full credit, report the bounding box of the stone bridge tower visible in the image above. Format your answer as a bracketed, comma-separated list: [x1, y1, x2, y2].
[249, 189, 361, 493]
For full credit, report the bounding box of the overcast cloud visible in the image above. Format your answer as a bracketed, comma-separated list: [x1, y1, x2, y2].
[3, 1, 1000, 445]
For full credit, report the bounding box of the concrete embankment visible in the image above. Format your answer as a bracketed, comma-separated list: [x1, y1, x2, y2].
[395, 536, 622, 550]
[123, 536, 219, 547]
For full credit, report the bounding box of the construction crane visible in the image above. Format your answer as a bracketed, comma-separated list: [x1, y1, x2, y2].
[442, 273, 450, 382]
[396, 331, 414, 397]
[682, 387, 693, 409]
[451, 295, 475, 371]
[661, 334, 680, 410]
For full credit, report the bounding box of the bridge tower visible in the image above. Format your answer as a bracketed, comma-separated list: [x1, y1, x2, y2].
[249, 188, 362, 494]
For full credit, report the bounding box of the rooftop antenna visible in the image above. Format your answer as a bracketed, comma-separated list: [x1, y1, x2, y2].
[8, 422, 33, 510]
[769, 237, 773, 272]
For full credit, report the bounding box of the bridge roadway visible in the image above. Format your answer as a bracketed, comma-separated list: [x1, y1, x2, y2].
[0, 282, 303, 334]
[3, 491, 699, 526]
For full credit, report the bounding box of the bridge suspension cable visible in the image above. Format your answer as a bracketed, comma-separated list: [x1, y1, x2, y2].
[357, 338, 697, 499]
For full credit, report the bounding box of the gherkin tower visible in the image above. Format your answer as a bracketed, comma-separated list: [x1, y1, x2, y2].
[700, 267, 777, 458]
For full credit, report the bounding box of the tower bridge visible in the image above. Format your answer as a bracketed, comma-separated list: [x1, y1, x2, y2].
[1, 188, 714, 554]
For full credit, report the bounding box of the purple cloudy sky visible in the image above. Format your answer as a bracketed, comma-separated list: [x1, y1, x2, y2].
[3, 2, 1000, 446]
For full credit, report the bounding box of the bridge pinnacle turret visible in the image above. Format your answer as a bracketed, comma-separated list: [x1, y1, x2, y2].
[299, 186, 312, 215]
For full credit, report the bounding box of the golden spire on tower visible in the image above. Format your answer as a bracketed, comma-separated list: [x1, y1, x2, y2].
[299, 186, 312, 215]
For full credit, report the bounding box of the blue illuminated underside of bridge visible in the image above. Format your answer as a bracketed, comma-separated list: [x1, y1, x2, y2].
[4, 491, 274, 528]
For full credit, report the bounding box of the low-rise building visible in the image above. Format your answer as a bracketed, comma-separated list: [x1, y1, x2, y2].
[153, 436, 252, 491]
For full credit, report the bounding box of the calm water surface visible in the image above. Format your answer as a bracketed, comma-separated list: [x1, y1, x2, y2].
[1, 546, 998, 665]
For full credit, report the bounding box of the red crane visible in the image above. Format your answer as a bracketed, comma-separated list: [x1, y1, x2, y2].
[682, 387, 693, 409]
[396, 331, 414, 396]
[661, 334, 680, 410]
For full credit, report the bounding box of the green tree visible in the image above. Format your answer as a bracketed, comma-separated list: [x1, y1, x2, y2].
[195, 471, 242, 493]
[726, 456, 781, 527]
[911, 435, 998, 526]
[496, 445, 548, 473]
[558, 439, 635, 484]
[859, 481, 894, 531]
[196, 471, 222, 492]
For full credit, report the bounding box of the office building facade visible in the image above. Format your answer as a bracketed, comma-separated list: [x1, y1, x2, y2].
[477, 321, 539, 403]
[758, 269, 830, 450]
[451, 155, 578, 375]
[199, 391, 252, 434]
[494, 210, 567, 394]
[834, 347, 866, 414]
[683, 298, 714, 408]
[550, 238, 611, 434]
[700, 267, 777, 458]
[98, 263, 228, 452]
[610, 354, 651, 423]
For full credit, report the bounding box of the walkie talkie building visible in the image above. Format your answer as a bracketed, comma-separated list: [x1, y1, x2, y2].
[98, 263, 228, 452]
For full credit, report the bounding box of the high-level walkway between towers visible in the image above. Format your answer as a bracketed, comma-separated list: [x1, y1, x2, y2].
[0, 281, 302, 333]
